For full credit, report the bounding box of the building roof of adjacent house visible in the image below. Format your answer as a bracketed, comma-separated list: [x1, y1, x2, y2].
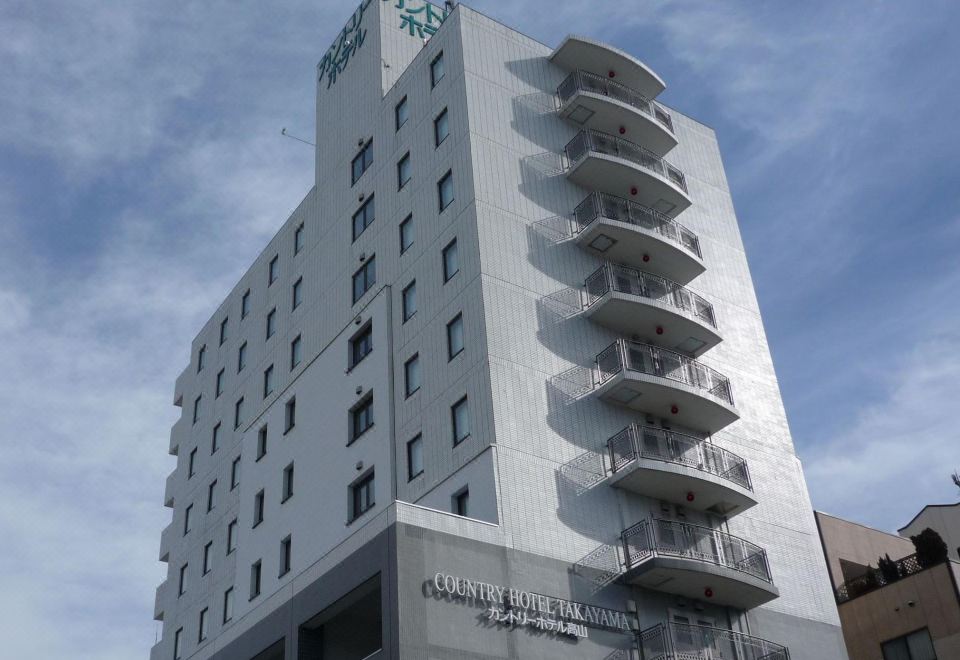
[898, 501, 960, 534]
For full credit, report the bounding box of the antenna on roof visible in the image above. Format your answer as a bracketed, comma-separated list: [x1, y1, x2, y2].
[281, 128, 316, 147]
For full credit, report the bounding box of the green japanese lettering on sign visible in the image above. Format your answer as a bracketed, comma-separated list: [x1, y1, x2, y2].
[318, 0, 374, 91]
[386, 0, 449, 38]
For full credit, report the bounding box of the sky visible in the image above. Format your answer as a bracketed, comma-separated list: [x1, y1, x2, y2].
[0, 0, 958, 657]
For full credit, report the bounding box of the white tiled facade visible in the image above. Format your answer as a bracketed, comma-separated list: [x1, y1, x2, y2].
[152, 3, 847, 659]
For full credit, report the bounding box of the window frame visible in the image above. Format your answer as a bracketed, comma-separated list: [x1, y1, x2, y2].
[263, 363, 275, 398]
[397, 151, 411, 190]
[234, 396, 244, 429]
[231, 456, 241, 490]
[351, 196, 376, 242]
[349, 322, 373, 369]
[447, 312, 464, 360]
[279, 535, 292, 577]
[434, 107, 449, 147]
[399, 213, 414, 254]
[226, 519, 238, 554]
[266, 307, 277, 339]
[183, 503, 193, 536]
[442, 237, 459, 282]
[350, 471, 375, 522]
[211, 422, 221, 455]
[198, 607, 209, 642]
[192, 395, 201, 424]
[407, 434, 424, 481]
[290, 335, 302, 370]
[351, 139, 373, 186]
[352, 257, 376, 303]
[284, 397, 296, 434]
[253, 489, 265, 528]
[215, 368, 225, 398]
[430, 51, 445, 87]
[250, 560, 262, 600]
[257, 425, 268, 461]
[268, 255, 279, 286]
[203, 540, 213, 575]
[401, 280, 417, 322]
[219, 317, 228, 345]
[349, 394, 375, 444]
[294, 222, 304, 255]
[438, 169, 454, 212]
[241, 290, 250, 318]
[404, 353, 421, 398]
[237, 341, 247, 372]
[292, 277, 303, 310]
[197, 345, 206, 372]
[395, 96, 409, 131]
[223, 587, 234, 624]
[453, 487, 469, 517]
[452, 395, 470, 445]
[282, 462, 295, 502]
[207, 479, 217, 512]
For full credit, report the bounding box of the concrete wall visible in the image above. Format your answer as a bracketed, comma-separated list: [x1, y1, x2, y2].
[816, 511, 915, 589]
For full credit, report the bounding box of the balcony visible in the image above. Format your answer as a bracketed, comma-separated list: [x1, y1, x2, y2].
[605, 424, 756, 516]
[565, 130, 691, 217]
[593, 340, 739, 433]
[583, 264, 720, 357]
[573, 193, 704, 284]
[551, 35, 666, 100]
[639, 622, 790, 660]
[154, 579, 167, 621]
[622, 519, 779, 609]
[163, 471, 175, 508]
[159, 522, 172, 563]
[558, 70, 677, 156]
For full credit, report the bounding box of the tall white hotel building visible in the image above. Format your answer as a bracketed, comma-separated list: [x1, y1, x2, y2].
[151, 2, 848, 659]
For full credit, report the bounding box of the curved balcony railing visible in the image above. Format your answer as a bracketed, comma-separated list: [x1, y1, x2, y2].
[639, 622, 790, 660]
[584, 264, 717, 327]
[623, 519, 773, 584]
[574, 192, 701, 258]
[565, 130, 687, 192]
[596, 340, 733, 405]
[558, 69, 674, 132]
[608, 424, 752, 491]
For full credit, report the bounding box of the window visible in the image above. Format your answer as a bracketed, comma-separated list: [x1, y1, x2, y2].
[207, 479, 217, 512]
[227, 519, 238, 554]
[401, 281, 417, 322]
[174, 627, 183, 660]
[266, 307, 277, 339]
[198, 607, 209, 642]
[438, 170, 454, 211]
[349, 323, 373, 368]
[447, 313, 464, 359]
[351, 472, 375, 521]
[395, 96, 409, 131]
[407, 434, 423, 480]
[882, 628, 936, 660]
[452, 396, 470, 445]
[188, 447, 198, 478]
[237, 342, 247, 372]
[253, 489, 265, 527]
[223, 587, 234, 624]
[178, 563, 188, 596]
[279, 535, 292, 576]
[282, 463, 294, 502]
[431, 52, 445, 87]
[352, 197, 375, 241]
[268, 255, 279, 285]
[404, 354, 421, 397]
[203, 541, 213, 574]
[219, 317, 228, 345]
[231, 456, 241, 490]
[434, 108, 449, 146]
[250, 560, 262, 599]
[294, 223, 304, 254]
[183, 504, 193, 536]
[352, 257, 376, 303]
[257, 426, 268, 460]
[351, 139, 373, 185]
[211, 423, 221, 454]
[197, 345, 206, 372]
[453, 488, 469, 517]
[284, 397, 296, 433]
[192, 395, 201, 424]
[290, 335, 302, 369]
[241, 289, 250, 318]
[215, 368, 225, 398]
[350, 395, 374, 442]
[399, 214, 414, 253]
[234, 397, 244, 429]
[292, 277, 303, 310]
[442, 238, 459, 281]
[263, 364, 275, 398]
[397, 152, 411, 190]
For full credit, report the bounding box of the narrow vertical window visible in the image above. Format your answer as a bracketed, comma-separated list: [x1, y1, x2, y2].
[397, 152, 411, 190]
[237, 341, 247, 372]
[263, 364, 275, 398]
[178, 563, 188, 596]
[219, 317, 228, 345]
[183, 503, 193, 535]
[198, 607, 209, 642]
[266, 307, 277, 339]
[438, 170, 454, 211]
[452, 396, 470, 445]
[352, 257, 376, 303]
[211, 423, 221, 455]
[197, 345, 206, 372]
[231, 456, 241, 490]
[234, 397, 244, 429]
[282, 463, 294, 502]
[434, 108, 449, 146]
[401, 281, 417, 322]
[294, 222, 304, 254]
[350, 395, 374, 443]
[431, 51, 445, 87]
[188, 447, 198, 478]
[207, 479, 217, 512]
[268, 255, 279, 285]
[192, 395, 202, 424]
[447, 313, 464, 359]
[215, 368, 225, 398]
[203, 541, 213, 574]
[453, 488, 469, 517]
[442, 238, 459, 282]
[349, 323, 373, 368]
[395, 96, 409, 131]
[351, 140, 373, 185]
[407, 434, 423, 480]
[223, 587, 234, 623]
[227, 519, 238, 554]
[241, 289, 250, 318]
[253, 489, 265, 527]
[404, 354, 421, 397]
[250, 560, 262, 599]
[279, 535, 292, 576]
[292, 277, 303, 310]
[174, 628, 183, 660]
[351, 471, 375, 521]
[352, 197, 376, 241]
[284, 397, 297, 433]
[290, 335, 302, 369]
[257, 426, 268, 460]
[399, 214, 414, 253]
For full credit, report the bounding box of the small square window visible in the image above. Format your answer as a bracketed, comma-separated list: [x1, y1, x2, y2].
[350, 395, 374, 443]
[351, 140, 373, 186]
[203, 541, 213, 575]
[399, 214, 414, 254]
[397, 152, 411, 190]
[183, 503, 193, 536]
[279, 535, 292, 577]
[395, 96, 409, 131]
[442, 238, 459, 282]
[234, 397, 245, 429]
[192, 395, 202, 424]
[231, 456, 241, 490]
[266, 307, 277, 339]
[250, 560, 262, 599]
[294, 223, 304, 254]
[404, 354, 421, 398]
[447, 313, 464, 359]
[292, 277, 303, 310]
[263, 364, 275, 398]
[227, 519, 238, 554]
[407, 434, 423, 480]
[207, 479, 217, 512]
[215, 368, 225, 398]
[211, 423, 221, 454]
[438, 170, 454, 211]
[434, 108, 449, 147]
[174, 627, 183, 660]
[352, 257, 376, 303]
[402, 281, 417, 322]
[178, 563, 188, 596]
[452, 396, 470, 445]
[282, 462, 294, 502]
[241, 290, 250, 318]
[188, 447, 198, 479]
[351, 471, 375, 521]
[290, 335, 302, 369]
[223, 587, 234, 624]
[453, 488, 469, 517]
[285, 397, 296, 433]
[352, 197, 376, 242]
[431, 52, 445, 87]
[257, 426, 268, 461]
[220, 317, 228, 345]
[237, 342, 247, 372]
[268, 255, 279, 286]
[349, 323, 373, 368]
[197, 345, 206, 373]
[253, 489, 265, 527]
[199, 607, 209, 642]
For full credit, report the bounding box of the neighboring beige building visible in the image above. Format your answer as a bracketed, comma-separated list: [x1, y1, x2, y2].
[899, 503, 960, 561]
[816, 510, 960, 660]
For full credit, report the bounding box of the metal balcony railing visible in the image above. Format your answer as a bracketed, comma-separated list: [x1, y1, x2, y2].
[584, 264, 717, 328]
[574, 192, 701, 258]
[564, 129, 688, 191]
[639, 622, 790, 660]
[608, 424, 752, 491]
[623, 519, 773, 584]
[595, 339, 734, 405]
[557, 70, 675, 132]
[835, 553, 929, 604]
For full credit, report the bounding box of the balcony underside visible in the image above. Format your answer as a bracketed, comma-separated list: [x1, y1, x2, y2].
[567, 154, 691, 218]
[584, 293, 721, 357]
[607, 459, 757, 516]
[595, 371, 739, 433]
[560, 91, 678, 156]
[623, 556, 780, 609]
[575, 217, 705, 284]
[551, 36, 666, 100]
